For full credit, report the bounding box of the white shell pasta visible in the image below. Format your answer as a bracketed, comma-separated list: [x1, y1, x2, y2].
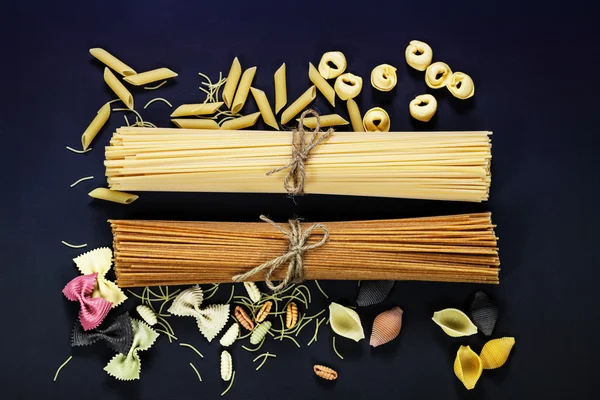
[243, 282, 261, 303]
[136, 305, 157, 326]
[329, 302, 365, 342]
[250, 321, 272, 345]
[409, 94, 438, 122]
[219, 323, 240, 347]
[196, 304, 230, 342]
[405, 40, 433, 71]
[432, 308, 478, 337]
[220, 350, 233, 381]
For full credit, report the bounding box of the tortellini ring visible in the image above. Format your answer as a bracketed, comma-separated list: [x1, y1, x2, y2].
[405, 40, 433, 71]
[425, 61, 452, 89]
[363, 107, 390, 132]
[318, 51, 347, 79]
[370, 64, 397, 92]
[334, 73, 363, 100]
[447, 72, 475, 99]
[409, 94, 437, 122]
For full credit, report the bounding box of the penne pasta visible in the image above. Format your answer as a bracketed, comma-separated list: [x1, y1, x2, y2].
[274, 63, 287, 113]
[220, 112, 261, 130]
[81, 103, 111, 150]
[123, 68, 178, 86]
[88, 188, 138, 204]
[280, 86, 317, 125]
[298, 114, 349, 129]
[104, 68, 134, 110]
[89, 48, 136, 76]
[250, 87, 279, 130]
[171, 119, 220, 129]
[170, 102, 223, 117]
[222, 57, 242, 108]
[346, 99, 364, 132]
[231, 67, 257, 114]
[308, 63, 335, 106]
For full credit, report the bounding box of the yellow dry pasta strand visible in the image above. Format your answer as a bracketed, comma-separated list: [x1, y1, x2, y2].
[144, 98, 173, 109]
[242, 337, 266, 352]
[112, 107, 144, 125]
[314, 281, 329, 299]
[66, 146, 92, 154]
[180, 342, 204, 358]
[333, 336, 344, 359]
[144, 81, 167, 90]
[61, 241, 87, 249]
[226, 285, 235, 304]
[294, 285, 312, 303]
[254, 353, 276, 371]
[124, 115, 130, 126]
[220, 371, 236, 397]
[53, 355, 72, 382]
[70, 176, 94, 188]
[307, 318, 325, 346]
[281, 334, 301, 348]
[189, 362, 202, 382]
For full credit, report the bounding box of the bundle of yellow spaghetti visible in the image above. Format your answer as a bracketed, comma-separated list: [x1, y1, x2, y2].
[105, 127, 492, 202]
[111, 213, 500, 287]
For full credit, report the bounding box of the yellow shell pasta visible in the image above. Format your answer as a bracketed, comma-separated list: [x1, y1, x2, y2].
[454, 345, 483, 390]
[123, 68, 178, 86]
[329, 302, 364, 342]
[480, 337, 515, 369]
[81, 102, 111, 150]
[432, 308, 478, 337]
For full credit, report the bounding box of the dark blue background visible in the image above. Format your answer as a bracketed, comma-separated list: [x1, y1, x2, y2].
[2, 0, 599, 399]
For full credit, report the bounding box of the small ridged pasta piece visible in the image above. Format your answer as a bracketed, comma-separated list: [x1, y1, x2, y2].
[220, 350, 233, 381]
[286, 302, 298, 329]
[480, 337, 515, 369]
[409, 94, 437, 122]
[234, 306, 254, 331]
[405, 40, 433, 71]
[250, 321, 272, 345]
[313, 365, 338, 380]
[454, 345, 483, 390]
[318, 51, 347, 79]
[243, 282, 261, 303]
[136, 305, 157, 326]
[255, 301, 272, 323]
[220, 323, 240, 347]
[370, 306, 403, 347]
[425, 62, 452, 89]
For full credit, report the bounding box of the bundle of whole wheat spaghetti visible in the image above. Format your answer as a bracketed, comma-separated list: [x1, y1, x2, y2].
[111, 213, 500, 287]
[105, 127, 492, 202]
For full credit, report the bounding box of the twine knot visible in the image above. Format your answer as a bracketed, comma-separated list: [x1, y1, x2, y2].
[266, 109, 333, 195]
[232, 215, 329, 292]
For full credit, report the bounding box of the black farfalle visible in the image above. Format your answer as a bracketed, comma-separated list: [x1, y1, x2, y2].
[469, 290, 498, 336]
[356, 280, 395, 307]
[72, 312, 133, 354]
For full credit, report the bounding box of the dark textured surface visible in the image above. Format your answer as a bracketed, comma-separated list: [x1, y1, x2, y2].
[3, 0, 599, 399]
[356, 281, 395, 307]
[72, 312, 134, 355]
[470, 291, 498, 337]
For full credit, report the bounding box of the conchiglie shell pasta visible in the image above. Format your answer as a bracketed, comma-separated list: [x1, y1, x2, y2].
[370, 306, 403, 347]
[432, 308, 477, 337]
[329, 302, 364, 342]
[480, 337, 515, 369]
[454, 345, 483, 390]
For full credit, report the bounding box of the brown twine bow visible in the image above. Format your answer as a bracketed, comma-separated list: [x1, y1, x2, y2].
[266, 109, 334, 195]
[232, 215, 329, 292]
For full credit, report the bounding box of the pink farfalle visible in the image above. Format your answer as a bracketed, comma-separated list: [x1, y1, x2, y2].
[63, 273, 113, 330]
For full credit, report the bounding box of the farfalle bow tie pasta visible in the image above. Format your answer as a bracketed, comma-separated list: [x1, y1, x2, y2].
[73, 247, 127, 307]
[167, 285, 230, 342]
[62, 273, 112, 330]
[72, 312, 133, 354]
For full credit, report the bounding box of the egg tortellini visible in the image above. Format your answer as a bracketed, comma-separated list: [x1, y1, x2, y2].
[405, 40, 433, 71]
[371, 64, 397, 91]
[447, 72, 475, 99]
[318, 51, 347, 79]
[363, 107, 390, 132]
[334, 72, 363, 100]
[409, 94, 437, 122]
[425, 61, 452, 89]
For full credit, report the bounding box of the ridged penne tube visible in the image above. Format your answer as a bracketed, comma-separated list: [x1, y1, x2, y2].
[334, 73, 363, 100]
[371, 64, 397, 92]
[432, 308, 477, 337]
[104, 68, 133, 109]
[454, 345, 483, 390]
[170, 102, 223, 117]
[231, 66, 257, 114]
[88, 188, 138, 204]
[405, 40, 433, 71]
[250, 87, 279, 130]
[222, 57, 242, 108]
[308, 63, 335, 106]
[409, 94, 437, 122]
[346, 99, 364, 132]
[123, 68, 178, 86]
[318, 51, 347, 79]
[447, 72, 475, 99]
[480, 337, 515, 369]
[171, 119, 220, 129]
[81, 103, 111, 150]
[280, 86, 316, 124]
[274, 63, 287, 113]
[299, 114, 349, 129]
[363, 107, 390, 132]
[425, 62, 452, 89]
[90, 48, 136, 76]
[220, 112, 261, 130]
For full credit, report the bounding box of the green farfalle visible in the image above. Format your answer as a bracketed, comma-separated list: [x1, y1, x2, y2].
[104, 318, 159, 380]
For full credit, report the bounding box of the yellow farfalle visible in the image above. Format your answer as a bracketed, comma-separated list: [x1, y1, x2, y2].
[480, 337, 515, 369]
[73, 247, 127, 307]
[454, 345, 483, 390]
[432, 308, 478, 337]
